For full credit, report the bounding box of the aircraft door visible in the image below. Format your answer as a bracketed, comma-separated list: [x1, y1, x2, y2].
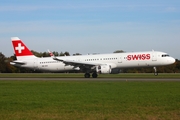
[33, 59, 38, 71]
[152, 52, 157, 61]
[76, 57, 81, 62]
[118, 56, 122, 63]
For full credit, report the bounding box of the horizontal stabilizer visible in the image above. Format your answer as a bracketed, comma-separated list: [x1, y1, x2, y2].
[10, 61, 26, 65]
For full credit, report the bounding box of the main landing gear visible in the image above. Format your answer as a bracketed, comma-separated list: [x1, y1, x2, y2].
[84, 72, 98, 78]
[153, 67, 158, 76]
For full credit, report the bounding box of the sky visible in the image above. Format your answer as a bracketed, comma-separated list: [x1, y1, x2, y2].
[0, 0, 180, 59]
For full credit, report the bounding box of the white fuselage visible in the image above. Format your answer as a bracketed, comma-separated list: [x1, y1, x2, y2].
[13, 51, 175, 72]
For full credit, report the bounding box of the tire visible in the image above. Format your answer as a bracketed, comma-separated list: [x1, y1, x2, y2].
[154, 72, 158, 76]
[92, 72, 98, 78]
[84, 73, 90, 78]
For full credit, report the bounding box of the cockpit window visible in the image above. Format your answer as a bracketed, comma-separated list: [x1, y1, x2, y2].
[162, 54, 170, 57]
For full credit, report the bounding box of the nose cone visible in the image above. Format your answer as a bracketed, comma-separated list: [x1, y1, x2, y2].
[168, 57, 176, 64]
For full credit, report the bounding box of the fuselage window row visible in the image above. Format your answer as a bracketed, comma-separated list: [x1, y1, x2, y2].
[40, 57, 128, 64]
[40, 61, 60, 64]
[85, 58, 118, 61]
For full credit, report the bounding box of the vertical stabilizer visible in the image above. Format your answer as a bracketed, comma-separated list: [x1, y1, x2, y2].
[11, 37, 36, 60]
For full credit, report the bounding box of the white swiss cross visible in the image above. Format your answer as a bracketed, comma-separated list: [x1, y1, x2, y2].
[15, 43, 25, 53]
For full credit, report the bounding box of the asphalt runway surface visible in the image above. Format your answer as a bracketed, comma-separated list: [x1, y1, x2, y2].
[0, 78, 180, 81]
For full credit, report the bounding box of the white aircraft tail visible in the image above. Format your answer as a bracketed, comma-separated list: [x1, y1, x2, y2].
[11, 37, 37, 60]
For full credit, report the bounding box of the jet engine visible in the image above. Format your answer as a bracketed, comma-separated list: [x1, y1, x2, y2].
[96, 65, 112, 74]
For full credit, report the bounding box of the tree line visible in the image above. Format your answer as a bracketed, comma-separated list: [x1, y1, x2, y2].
[0, 51, 180, 73]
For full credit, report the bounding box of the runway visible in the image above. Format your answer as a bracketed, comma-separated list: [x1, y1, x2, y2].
[0, 78, 180, 81]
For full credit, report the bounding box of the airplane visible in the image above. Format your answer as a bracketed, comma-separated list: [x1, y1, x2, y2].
[10, 37, 175, 78]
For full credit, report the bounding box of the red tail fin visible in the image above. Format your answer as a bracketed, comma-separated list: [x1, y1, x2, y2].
[11, 37, 34, 57]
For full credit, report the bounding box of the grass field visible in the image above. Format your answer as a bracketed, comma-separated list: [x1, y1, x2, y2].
[0, 73, 180, 78]
[0, 76, 180, 120]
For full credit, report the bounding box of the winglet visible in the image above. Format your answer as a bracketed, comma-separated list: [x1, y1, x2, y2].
[47, 49, 55, 58]
[48, 49, 64, 62]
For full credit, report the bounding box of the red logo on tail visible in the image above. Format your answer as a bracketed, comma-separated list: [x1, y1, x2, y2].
[15, 43, 25, 53]
[11, 37, 33, 56]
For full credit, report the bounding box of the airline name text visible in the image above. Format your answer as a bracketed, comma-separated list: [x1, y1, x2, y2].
[127, 54, 150, 60]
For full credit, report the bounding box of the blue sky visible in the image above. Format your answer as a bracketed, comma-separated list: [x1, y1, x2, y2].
[0, 0, 180, 59]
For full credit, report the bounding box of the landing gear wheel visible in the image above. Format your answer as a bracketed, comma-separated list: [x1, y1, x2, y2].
[84, 73, 90, 78]
[92, 72, 98, 78]
[154, 72, 158, 76]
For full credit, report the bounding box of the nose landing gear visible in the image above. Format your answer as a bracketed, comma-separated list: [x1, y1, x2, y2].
[153, 67, 158, 76]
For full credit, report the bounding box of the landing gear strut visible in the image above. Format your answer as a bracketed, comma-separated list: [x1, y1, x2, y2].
[153, 67, 158, 76]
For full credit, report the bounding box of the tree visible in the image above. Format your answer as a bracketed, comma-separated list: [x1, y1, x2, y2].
[42, 52, 50, 57]
[73, 53, 82, 56]
[53, 51, 59, 56]
[5, 57, 19, 73]
[64, 51, 70, 56]
[113, 50, 125, 53]
[0, 52, 7, 72]
[174, 59, 180, 73]
[59, 52, 64, 56]
[31, 50, 42, 57]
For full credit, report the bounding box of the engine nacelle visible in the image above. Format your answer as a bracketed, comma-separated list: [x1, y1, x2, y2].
[96, 65, 112, 74]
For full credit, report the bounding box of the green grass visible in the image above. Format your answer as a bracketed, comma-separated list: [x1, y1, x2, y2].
[0, 80, 180, 120]
[0, 73, 180, 78]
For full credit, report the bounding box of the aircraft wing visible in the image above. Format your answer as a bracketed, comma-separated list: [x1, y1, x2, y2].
[53, 57, 103, 69]
[48, 50, 103, 69]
